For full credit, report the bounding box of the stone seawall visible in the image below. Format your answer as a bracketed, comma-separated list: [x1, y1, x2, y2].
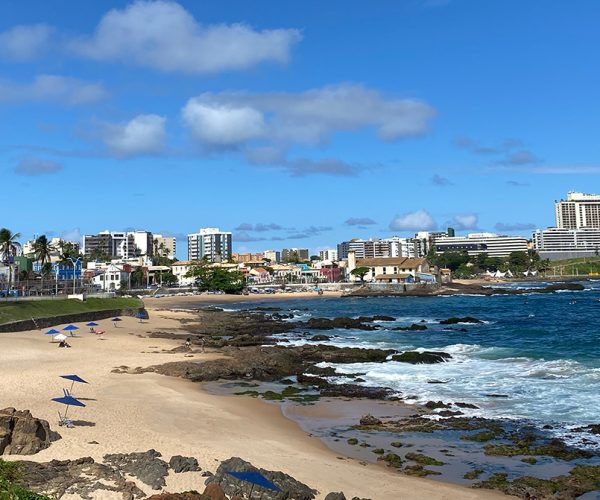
[343, 283, 441, 297]
[0, 307, 148, 333]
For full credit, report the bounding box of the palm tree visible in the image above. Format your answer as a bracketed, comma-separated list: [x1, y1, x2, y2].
[0, 228, 21, 293]
[33, 235, 54, 266]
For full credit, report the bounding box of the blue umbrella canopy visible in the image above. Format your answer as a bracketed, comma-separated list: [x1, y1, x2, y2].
[51, 395, 86, 408]
[111, 317, 122, 322]
[226, 471, 281, 492]
[45, 328, 60, 335]
[135, 312, 145, 318]
[86, 322, 98, 327]
[60, 374, 88, 384]
[62, 324, 79, 331]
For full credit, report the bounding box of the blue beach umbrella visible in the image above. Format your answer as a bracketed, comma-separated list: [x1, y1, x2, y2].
[86, 321, 99, 332]
[135, 312, 145, 323]
[111, 317, 122, 327]
[60, 374, 88, 392]
[62, 324, 79, 336]
[51, 389, 85, 424]
[226, 471, 281, 493]
[45, 328, 60, 335]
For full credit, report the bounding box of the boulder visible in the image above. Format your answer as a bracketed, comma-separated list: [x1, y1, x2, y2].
[205, 457, 316, 500]
[391, 351, 452, 364]
[359, 415, 382, 426]
[439, 316, 483, 325]
[325, 493, 347, 500]
[0, 407, 60, 455]
[202, 483, 228, 500]
[321, 385, 393, 400]
[170, 455, 201, 473]
[103, 449, 169, 490]
[425, 401, 451, 410]
[148, 494, 205, 500]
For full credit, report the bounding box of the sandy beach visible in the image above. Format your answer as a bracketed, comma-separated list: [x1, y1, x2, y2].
[0, 305, 510, 499]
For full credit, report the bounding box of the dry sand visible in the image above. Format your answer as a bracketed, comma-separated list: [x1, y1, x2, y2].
[0, 306, 510, 499]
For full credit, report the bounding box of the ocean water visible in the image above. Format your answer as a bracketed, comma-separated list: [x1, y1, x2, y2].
[234, 281, 600, 446]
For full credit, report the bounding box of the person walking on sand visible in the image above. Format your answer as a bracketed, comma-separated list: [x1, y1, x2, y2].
[185, 337, 191, 348]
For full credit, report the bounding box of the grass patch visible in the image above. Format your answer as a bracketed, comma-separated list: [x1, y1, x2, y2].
[0, 459, 49, 499]
[0, 297, 142, 325]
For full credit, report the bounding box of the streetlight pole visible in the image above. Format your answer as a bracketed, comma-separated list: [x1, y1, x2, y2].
[71, 257, 81, 295]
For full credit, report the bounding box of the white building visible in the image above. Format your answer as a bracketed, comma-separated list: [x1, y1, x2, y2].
[433, 233, 529, 257]
[347, 252, 431, 283]
[555, 192, 600, 230]
[319, 249, 338, 261]
[172, 261, 198, 286]
[153, 234, 177, 259]
[385, 237, 424, 258]
[263, 250, 281, 263]
[187, 228, 232, 262]
[83, 230, 153, 260]
[91, 264, 128, 291]
[533, 227, 600, 260]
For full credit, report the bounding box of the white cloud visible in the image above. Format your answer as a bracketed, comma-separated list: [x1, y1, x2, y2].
[0, 74, 108, 105]
[452, 214, 478, 230]
[70, 0, 301, 73]
[183, 84, 435, 148]
[14, 158, 63, 176]
[0, 24, 54, 60]
[389, 210, 437, 231]
[182, 101, 265, 146]
[103, 114, 167, 157]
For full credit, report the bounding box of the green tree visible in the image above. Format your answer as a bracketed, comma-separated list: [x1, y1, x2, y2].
[508, 251, 529, 271]
[33, 235, 54, 265]
[0, 228, 21, 292]
[186, 264, 245, 293]
[350, 266, 371, 282]
[160, 272, 178, 286]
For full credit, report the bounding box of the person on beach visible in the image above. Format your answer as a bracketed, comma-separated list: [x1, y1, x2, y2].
[58, 340, 71, 348]
[185, 337, 191, 348]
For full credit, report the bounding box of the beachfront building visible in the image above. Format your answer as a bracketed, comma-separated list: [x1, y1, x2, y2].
[347, 251, 431, 283]
[83, 230, 154, 260]
[247, 267, 272, 284]
[433, 233, 528, 257]
[90, 263, 129, 291]
[281, 248, 309, 262]
[319, 249, 338, 261]
[555, 192, 600, 230]
[386, 237, 424, 258]
[337, 239, 391, 260]
[263, 250, 281, 263]
[533, 227, 600, 260]
[171, 260, 198, 286]
[187, 228, 232, 263]
[153, 234, 177, 259]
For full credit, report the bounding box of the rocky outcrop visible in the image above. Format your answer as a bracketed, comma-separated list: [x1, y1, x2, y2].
[18, 456, 146, 499]
[103, 449, 169, 490]
[391, 351, 452, 364]
[170, 455, 200, 473]
[439, 316, 483, 325]
[205, 457, 316, 500]
[359, 415, 382, 426]
[300, 317, 380, 331]
[0, 408, 60, 455]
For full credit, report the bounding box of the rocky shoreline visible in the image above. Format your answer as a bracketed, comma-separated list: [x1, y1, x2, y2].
[116, 306, 600, 499]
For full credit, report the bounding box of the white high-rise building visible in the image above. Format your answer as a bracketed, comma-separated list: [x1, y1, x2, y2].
[263, 250, 281, 263]
[533, 227, 600, 260]
[433, 233, 528, 257]
[187, 228, 232, 262]
[555, 192, 600, 229]
[319, 249, 338, 261]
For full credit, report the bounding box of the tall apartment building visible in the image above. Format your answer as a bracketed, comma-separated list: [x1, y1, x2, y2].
[187, 228, 232, 262]
[281, 248, 309, 262]
[263, 250, 281, 263]
[153, 234, 177, 259]
[319, 249, 338, 261]
[386, 237, 426, 258]
[555, 192, 600, 229]
[533, 227, 600, 260]
[433, 233, 528, 257]
[83, 231, 153, 260]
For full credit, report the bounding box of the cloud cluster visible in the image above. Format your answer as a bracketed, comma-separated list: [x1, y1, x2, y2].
[345, 217, 377, 226]
[0, 75, 108, 105]
[69, 1, 301, 74]
[14, 158, 63, 176]
[455, 136, 540, 166]
[235, 223, 284, 232]
[389, 209, 437, 231]
[0, 24, 54, 61]
[494, 222, 535, 232]
[103, 114, 167, 157]
[234, 224, 331, 243]
[451, 214, 478, 230]
[430, 174, 453, 186]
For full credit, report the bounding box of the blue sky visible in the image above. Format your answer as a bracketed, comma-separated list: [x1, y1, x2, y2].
[1, 0, 598, 258]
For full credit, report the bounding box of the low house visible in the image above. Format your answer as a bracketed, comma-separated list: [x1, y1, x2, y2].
[347, 251, 432, 283]
[248, 267, 272, 284]
[171, 260, 199, 286]
[91, 263, 128, 291]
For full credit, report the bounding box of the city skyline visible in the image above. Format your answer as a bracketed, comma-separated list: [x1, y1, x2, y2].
[1, 1, 599, 256]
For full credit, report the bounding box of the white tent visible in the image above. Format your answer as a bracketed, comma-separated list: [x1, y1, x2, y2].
[52, 333, 68, 342]
[493, 270, 506, 278]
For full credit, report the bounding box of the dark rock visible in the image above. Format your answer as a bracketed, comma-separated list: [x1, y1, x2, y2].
[393, 324, 428, 331]
[170, 455, 200, 473]
[302, 317, 378, 331]
[425, 401, 450, 410]
[455, 402, 480, 409]
[18, 456, 146, 499]
[103, 449, 169, 490]
[324, 493, 346, 500]
[574, 424, 600, 435]
[438, 410, 463, 417]
[485, 394, 510, 398]
[205, 457, 316, 499]
[0, 407, 60, 455]
[309, 335, 331, 342]
[148, 493, 205, 500]
[391, 351, 451, 364]
[203, 483, 228, 500]
[439, 316, 483, 325]
[359, 414, 382, 426]
[321, 384, 393, 399]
